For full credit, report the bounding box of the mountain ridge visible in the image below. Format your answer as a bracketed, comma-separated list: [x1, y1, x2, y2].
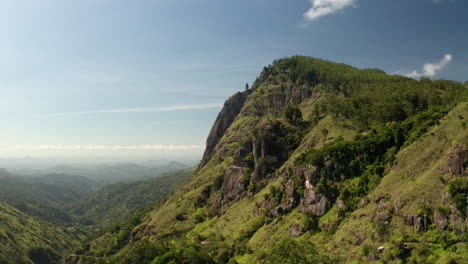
[70, 56, 467, 263]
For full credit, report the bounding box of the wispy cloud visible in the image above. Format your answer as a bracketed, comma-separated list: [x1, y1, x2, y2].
[304, 0, 356, 21]
[401, 54, 453, 78]
[48, 103, 223, 117]
[0, 145, 205, 151]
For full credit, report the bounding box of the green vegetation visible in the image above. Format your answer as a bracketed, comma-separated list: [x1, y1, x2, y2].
[68, 168, 193, 226]
[0, 168, 193, 263]
[8, 56, 464, 264]
[0, 173, 97, 225]
[294, 107, 450, 210]
[257, 238, 337, 264]
[284, 104, 303, 125]
[447, 178, 467, 215]
[0, 201, 87, 263]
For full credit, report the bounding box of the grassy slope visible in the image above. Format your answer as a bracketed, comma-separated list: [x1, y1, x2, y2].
[0, 201, 87, 264]
[323, 102, 468, 263]
[239, 102, 468, 263]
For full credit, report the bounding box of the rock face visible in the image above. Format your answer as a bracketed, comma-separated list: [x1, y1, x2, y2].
[201, 91, 250, 166]
[223, 165, 247, 203]
[252, 121, 290, 181]
[406, 214, 431, 231]
[300, 188, 330, 217]
[447, 145, 468, 176]
[288, 222, 306, 238]
[433, 211, 448, 230]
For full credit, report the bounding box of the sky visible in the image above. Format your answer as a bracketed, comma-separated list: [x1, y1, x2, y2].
[0, 0, 466, 160]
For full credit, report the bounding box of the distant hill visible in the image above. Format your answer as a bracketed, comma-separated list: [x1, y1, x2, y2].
[0, 172, 97, 225]
[0, 201, 88, 264]
[41, 161, 189, 184]
[67, 168, 194, 226]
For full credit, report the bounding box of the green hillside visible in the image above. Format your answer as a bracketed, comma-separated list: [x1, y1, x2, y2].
[69, 56, 467, 264]
[67, 168, 194, 226]
[0, 201, 87, 264]
[0, 172, 97, 225]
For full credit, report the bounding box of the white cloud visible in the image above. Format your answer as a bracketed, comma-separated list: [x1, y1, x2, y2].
[304, 0, 356, 21]
[48, 103, 223, 117]
[402, 54, 452, 78]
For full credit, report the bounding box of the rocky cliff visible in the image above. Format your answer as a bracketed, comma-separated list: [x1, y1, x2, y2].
[201, 90, 251, 166]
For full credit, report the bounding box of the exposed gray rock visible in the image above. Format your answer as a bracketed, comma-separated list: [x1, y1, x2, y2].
[433, 211, 448, 230]
[293, 165, 321, 186]
[201, 90, 250, 167]
[270, 205, 286, 216]
[300, 189, 330, 217]
[288, 223, 306, 238]
[223, 165, 247, 203]
[447, 144, 468, 176]
[336, 199, 347, 211]
[357, 198, 368, 208]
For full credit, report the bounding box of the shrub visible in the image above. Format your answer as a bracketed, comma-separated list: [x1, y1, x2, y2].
[447, 178, 467, 215]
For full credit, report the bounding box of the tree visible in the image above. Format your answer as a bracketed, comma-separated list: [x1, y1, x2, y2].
[285, 105, 303, 125]
[245, 83, 250, 91]
[261, 238, 336, 264]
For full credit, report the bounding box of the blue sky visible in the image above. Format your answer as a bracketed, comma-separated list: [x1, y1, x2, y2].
[0, 0, 466, 159]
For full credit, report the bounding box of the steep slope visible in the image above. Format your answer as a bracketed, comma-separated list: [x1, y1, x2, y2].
[71, 56, 467, 264]
[67, 168, 193, 226]
[0, 201, 87, 264]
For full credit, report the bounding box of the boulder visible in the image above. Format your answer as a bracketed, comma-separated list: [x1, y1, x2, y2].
[223, 165, 247, 203]
[433, 211, 448, 230]
[447, 145, 468, 176]
[300, 189, 330, 217]
[288, 223, 306, 238]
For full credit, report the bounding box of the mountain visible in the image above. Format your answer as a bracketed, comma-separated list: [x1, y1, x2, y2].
[70, 56, 467, 263]
[67, 168, 194, 226]
[0, 171, 98, 225]
[0, 201, 87, 264]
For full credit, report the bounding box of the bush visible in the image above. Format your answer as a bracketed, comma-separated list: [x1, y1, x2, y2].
[259, 238, 337, 264]
[285, 105, 303, 125]
[447, 178, 467, 215]
[27, 247, 60, 264]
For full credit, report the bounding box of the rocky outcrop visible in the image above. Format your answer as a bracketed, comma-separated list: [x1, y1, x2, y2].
[239, 85, 313, 117]
[300, 188, 330, 217]
[223, 165, 247, 204]
[251, 121, 290, 181]
[293, 166, 321, 186]
[433, 211, 449, 230]
[201, 90, 250, 167]
[405, 214, 431, 231]
[447, 145, 468, 176]
[288, 222, 306, 238]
